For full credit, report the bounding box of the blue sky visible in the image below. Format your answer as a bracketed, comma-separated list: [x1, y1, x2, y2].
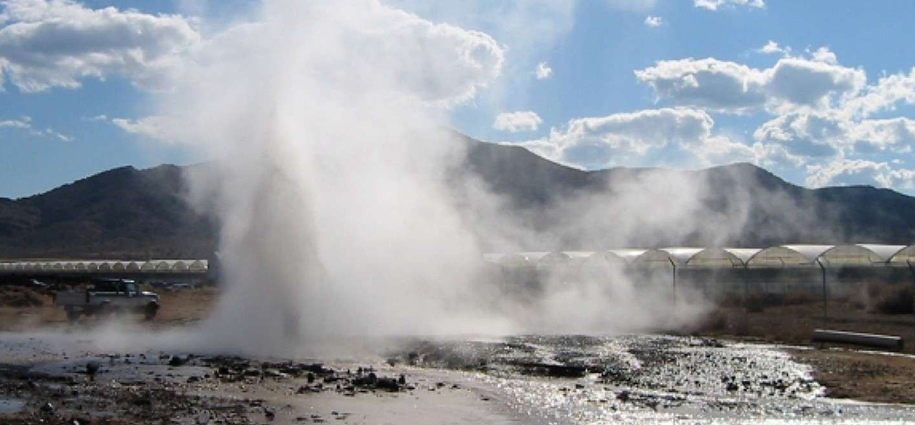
[2, 0, 915, 198]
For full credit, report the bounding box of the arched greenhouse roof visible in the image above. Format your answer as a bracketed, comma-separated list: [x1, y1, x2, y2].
[857, 244, 908, 262]
[747, 245, 831, 267]
[819, 245, 898, 266]
[581, 251, 629, 268]
[607, 249, 648, 264]
[889, 245, 915, 264]
[556, 251, 597, 267]
[686, 248, 761, 267]
[660, 247, 704, 265]
[537, 252, 574, 267]
[630, 249, 676, 267]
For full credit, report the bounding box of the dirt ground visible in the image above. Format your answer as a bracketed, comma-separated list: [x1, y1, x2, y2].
[3, 283, 915, 406]
[695, 300, 915, 352]
[791, 348, 915, 404]
[0, 284, 217, 331]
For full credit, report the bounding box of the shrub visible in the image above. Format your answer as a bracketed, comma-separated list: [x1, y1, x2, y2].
[869, 285, 913, 315]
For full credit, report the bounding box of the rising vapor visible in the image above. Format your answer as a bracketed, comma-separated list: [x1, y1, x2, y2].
[140, 0, 718, 355]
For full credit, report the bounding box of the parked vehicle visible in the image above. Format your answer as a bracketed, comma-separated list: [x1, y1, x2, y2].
[54, 279, 160, 321]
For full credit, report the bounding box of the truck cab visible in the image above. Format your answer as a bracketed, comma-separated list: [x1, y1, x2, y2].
[54, 279, 160, 321]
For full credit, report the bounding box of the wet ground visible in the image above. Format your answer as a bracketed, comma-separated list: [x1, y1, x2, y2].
[1, 332, 915, 424]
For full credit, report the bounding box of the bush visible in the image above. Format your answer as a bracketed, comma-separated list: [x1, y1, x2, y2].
[868, 285, 913, 315]
[0, 289, 44, 307]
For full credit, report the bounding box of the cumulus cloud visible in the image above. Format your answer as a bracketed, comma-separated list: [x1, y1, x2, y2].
[0, 116, 30, 129]
[106, 0, 506, 143]
[635, 51, 865, 114]
[758, 40, 789, 56]
[633, 46, 915, 192]
[0, 0, 201, 92]
[493, 111, 542, 132]
[535, 61, 552, 80]
[805, 159, 915, 190]
[843, 67, 915, 118]
[111, 116, 173, 140]
[644, 15, 662, 27]
[635, 58, 767, 113]
[754, 112, 915, 158]
[694, 0, 765, 11]
[0, 114, 72, 140]
[766, 57, 864, 108]
[515, 108, 736, 169]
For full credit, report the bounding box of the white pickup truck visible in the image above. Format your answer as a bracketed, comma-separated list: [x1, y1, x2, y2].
[54, 279, 160, 321]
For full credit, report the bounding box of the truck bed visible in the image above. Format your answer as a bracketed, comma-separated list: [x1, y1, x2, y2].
[54, 291, 89, 307]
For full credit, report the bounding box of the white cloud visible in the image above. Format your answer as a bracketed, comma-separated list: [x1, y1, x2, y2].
[766, 57, 864, 108]
[604, 0, 659, 12]
[0, 0, 506, 106]
[754, 112, 915, 158]
[493, 111, 542, 132]
[0, 117, 30, 129]
[635, 46, 915, 192]
[635, 50, 866, 114]
[805, 159, 915, 190]
[758, 40, 788, 56]
[535, 61, 552, 80]
[0, 0, 201, 93]
[507, 106, 805, 171]
[644, 16, 662, 27]
[843, 67, 915, 119]
[809, 46, 837, 65]
[0, 115, 72, 141]
[694, 0, 765, 11]
[516, 108, 723, 169]
[635, 58, 768, 113]
[753, 113, 842, 158]
[111, 116, 175, 141]
[191, 2, 504, 108]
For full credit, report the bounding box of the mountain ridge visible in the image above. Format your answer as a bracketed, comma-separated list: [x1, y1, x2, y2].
[1, 137, 914, 258]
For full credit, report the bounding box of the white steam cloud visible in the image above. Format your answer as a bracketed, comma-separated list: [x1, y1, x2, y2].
[150, 0, 511, 354]
[129, 0, 715, 356]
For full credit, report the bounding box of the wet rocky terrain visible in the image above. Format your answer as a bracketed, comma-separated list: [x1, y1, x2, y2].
[2, 333, 915, 424]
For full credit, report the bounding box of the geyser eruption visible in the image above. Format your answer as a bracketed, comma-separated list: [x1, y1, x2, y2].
[146, 0, 712, 355]
[159, 0, 508, 353]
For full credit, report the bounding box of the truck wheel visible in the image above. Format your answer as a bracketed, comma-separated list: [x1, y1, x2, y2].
[144, 303, 159, 320]
[66, 308, 81, 323]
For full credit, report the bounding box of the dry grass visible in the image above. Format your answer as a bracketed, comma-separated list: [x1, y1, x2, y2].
[0, 284, 217, 331]
[691, 295, 915, 353]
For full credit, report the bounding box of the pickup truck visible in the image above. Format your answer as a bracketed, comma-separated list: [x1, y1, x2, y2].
[54, 279, 160, 321]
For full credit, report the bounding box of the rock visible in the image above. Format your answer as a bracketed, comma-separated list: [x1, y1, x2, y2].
[85, 361, 100, 380]
[169, 356, 187, 367]
[616, 391, 630, 402]
[376, 377, 400, 392]
[40, 402, 55, 414]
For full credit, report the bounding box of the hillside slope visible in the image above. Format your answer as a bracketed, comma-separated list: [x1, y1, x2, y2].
[1, 137, 914, 258]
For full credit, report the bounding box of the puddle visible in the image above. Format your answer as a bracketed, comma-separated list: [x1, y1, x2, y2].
[0, 398, 25, 414]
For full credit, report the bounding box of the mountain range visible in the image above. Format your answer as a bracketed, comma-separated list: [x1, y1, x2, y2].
[1, 136, 913, 259]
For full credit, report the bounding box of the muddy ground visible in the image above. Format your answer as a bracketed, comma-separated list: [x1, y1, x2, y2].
[3, 283, 915, 424]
